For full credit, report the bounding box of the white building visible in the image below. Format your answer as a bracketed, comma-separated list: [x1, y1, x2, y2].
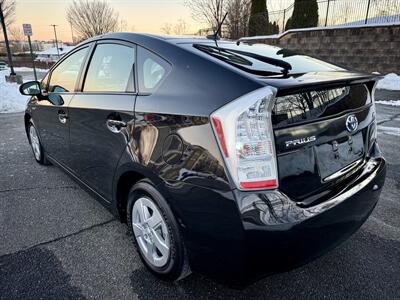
[35, 45, 75, 63]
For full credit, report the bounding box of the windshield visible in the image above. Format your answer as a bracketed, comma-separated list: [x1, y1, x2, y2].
[191, 42, 343, 76]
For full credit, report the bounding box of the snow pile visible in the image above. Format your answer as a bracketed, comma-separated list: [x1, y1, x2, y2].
[378, 126, 400, 137]
[376, 73, 400, 91]
[0, 70, 29, 113]
[375, 100, 400, 106]
[14, 66, 49, 73]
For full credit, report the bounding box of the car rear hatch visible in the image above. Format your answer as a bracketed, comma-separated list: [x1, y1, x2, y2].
[191, 42, 379, 202]
[269, 72, 378, 207]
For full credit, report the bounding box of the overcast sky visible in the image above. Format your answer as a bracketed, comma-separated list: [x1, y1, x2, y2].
[14, 0, 294, 42]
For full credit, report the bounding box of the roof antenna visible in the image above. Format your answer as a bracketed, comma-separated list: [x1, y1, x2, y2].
[207, 12, 228, 48]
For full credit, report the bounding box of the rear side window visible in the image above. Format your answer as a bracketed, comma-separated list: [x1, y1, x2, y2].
[84, 43, 135, 92]
[138, 47, 170, 93]
[49, 47, 88, 93]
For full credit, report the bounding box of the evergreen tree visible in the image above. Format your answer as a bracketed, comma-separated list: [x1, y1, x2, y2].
[266, 21, 279, 34]
[272, 21, 279, 34]
[290, 0, 319, 29]
[248, 0, 269, 36]
[285, 17, 293, 31]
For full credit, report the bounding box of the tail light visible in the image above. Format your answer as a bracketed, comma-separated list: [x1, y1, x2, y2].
[369, 81, 378, 150]
[211, 86, 278, 191]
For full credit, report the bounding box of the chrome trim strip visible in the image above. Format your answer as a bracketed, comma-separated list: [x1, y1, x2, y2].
[323, 158, 364, 182]
[306, 159, 380, 215]
[240, 158, 383, 228]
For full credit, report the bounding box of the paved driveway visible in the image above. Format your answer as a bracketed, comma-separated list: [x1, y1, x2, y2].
[0, 103, 399, 299]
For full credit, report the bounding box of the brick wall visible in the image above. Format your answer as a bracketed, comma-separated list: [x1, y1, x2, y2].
[243, 24, 400, 74]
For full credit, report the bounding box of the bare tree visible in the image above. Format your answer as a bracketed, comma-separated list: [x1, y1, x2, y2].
[373, 0, 400, 22]
[67, 0, 120, 41]
[7, 26, 24, 52]
[161, 19, 188, 35]
[173, 19, 188, 35]
[0, 0, 16, 29]
[226, 0, 251, 39]
[161, 23, 173, 35]
[328, 0, 353, 26]
[185, 0, 227, 32]
[118, 19, 128, 32]
[8, 25, 23, 41]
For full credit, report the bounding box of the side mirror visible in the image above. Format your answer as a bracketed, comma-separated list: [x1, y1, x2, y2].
[19, 81, 41, 96]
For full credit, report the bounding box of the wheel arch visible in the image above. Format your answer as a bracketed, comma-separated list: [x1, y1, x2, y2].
[24, 113, 32, 136]
[113, 163, 168, 223]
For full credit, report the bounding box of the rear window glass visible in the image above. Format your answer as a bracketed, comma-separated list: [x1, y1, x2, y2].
[272, 84, 370, 127]
[191, 42, 343, 75]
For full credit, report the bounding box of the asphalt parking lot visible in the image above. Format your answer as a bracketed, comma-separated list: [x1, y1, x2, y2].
[0, 96, 399, 299]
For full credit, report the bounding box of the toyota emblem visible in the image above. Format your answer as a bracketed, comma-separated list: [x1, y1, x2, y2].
[346, 115, 358, 133]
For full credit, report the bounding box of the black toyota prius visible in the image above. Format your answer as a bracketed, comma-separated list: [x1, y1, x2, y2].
[19, 33, 386, 285]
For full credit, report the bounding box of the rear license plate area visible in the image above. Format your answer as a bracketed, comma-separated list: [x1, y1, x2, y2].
[316, 132, 364, 180]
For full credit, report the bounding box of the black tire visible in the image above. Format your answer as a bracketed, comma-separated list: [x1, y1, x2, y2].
[27, 120, 50, 165]
[127, 179, 190, 281]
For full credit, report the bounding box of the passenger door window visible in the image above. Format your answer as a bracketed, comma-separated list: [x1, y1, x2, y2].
[138, 47, 170, 93]
[83, 43, 135, 93]
[48, 47, 88, 93]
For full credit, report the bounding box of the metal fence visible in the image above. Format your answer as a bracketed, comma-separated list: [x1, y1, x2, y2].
[268, 0, 400, 33]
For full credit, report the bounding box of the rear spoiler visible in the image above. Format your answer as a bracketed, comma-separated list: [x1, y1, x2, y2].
[262, 72, 382, 96]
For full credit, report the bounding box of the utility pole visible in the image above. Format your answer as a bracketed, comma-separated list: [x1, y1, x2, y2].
[0, 2, 16, 75]
[50, 24, 60, 59]
[282, 9, 286, 33]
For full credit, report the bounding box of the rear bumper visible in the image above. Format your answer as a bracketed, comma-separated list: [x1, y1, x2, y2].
[238, 157, 386, 285]
[167, 156, 386, 286]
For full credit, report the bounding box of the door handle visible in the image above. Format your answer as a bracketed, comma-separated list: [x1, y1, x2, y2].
[106, 119, 127, 133]
[58, 111, 68, 124]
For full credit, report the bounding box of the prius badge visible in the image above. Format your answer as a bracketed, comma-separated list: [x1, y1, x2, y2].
[285, 136, 316, 148]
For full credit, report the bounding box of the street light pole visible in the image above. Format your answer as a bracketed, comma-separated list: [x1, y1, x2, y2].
[50, 24, 60, 59]
[0, 2, 16, 75]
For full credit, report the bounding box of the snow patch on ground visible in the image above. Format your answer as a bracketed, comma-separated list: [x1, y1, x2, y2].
[0, 70, 29, 113]
[376, 73, 400, 91]
[14, 66, 49, 73]
[378, 126, 400, 137]
[375, 100, 400, 106]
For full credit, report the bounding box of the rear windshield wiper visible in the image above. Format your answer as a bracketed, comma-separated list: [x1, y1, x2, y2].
[194, 44, 282, 76]
[195, 44, 253, 66]
[193, 44, 292, 76]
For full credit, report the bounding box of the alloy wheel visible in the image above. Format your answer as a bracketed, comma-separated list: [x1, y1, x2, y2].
[29, 125, 41, 161]
[131, 197, 170, 268]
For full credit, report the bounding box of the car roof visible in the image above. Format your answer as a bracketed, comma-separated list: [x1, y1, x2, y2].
[79, 32, 346, 76]
[78, 32, 236, 47]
